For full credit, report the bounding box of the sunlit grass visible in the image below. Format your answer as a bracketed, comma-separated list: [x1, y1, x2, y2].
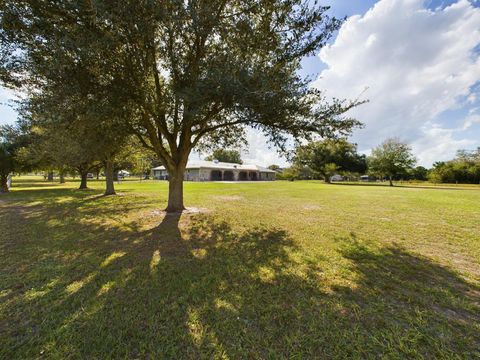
[1, 176, 479, 358]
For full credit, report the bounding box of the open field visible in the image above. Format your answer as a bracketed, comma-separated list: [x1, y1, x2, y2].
[1, 177, 479, 358]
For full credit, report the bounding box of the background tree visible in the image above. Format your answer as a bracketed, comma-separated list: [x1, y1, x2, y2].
[2, 0, 364, 212]
[17, 71, 134, 194]
[0, 132, 16, 192]
[32, 122, 102, 190]
[205, 149, 243, 164]
[276, 164, 313, 181]
[0, 123, 30, 192]
[110, 140, 157, 180]
[129, 149, 159, 179]
[428, 149, 480, 184]
[276, 166, 296, 181]
[368, 138, 416, 186]
[410, 166, 429, 181]
[268, 164, 281, 171]
[293, 139, 367, 183]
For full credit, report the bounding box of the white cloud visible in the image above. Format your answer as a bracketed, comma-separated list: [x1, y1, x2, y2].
[241, 128, 289, 167]
[194, 128, 289, 167]
[461, 111, 480, 129]
[412, 123, 475, 165]
[313, 0, 480, 166]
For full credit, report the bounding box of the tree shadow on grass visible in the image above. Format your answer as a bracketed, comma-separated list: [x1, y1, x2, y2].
[0, 201, 479, 358]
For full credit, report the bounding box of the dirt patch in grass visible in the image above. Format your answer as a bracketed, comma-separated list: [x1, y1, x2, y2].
[150, 207, 211, 216]
[211, 195, 243, 201]
[432, 305, 480, 324]
[303, 204, 322, 210]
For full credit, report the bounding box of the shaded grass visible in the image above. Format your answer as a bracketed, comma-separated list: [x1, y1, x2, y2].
[1, 177, 479, 358]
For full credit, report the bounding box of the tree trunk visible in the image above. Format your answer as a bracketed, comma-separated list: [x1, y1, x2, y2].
[79, 172, 88, 189]
[0, 175, 9, 193]
[389, 176, 393, 186]
[47, 171, 54, 181]
[324, 175, 331, 184]
[104, 160, 116, 196]
[166, 170, 185, 213]
[59, 170, 65, 184]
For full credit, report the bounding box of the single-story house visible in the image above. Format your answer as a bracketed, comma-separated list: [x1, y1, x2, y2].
[152, 160, 276, 181]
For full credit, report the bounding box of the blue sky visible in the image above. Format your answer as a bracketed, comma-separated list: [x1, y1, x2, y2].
[299, 0, 480, 167]
[299, 0, 470, 77]
[2, 0, 480, 167]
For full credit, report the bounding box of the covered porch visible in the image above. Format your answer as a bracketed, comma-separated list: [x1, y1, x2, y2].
[209, 169, 259, 181]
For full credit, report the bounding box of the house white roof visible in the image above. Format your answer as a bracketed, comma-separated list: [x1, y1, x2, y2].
[152, 160, 276, 173]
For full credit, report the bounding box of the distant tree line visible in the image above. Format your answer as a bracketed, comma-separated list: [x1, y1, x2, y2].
[276, 138, 414, 186]
[428, 149, 480, 184]
[275, 139, 480, 185]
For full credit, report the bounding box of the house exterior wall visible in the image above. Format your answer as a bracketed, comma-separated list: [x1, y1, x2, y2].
[184, 169, 200, 181]
[153, 167, 275, 181]
[152, 169, 168, 180]
[199, 168, 210, 181]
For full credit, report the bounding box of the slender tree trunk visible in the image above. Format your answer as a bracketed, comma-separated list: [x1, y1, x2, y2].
[104, 159, 116, 195]
[47, 171, 54, 181]
[166, 169, 185, 213]
[324, 174, 331, 184]
[59, 170, 65, 184]
[389, 176, 393, 187]
[79, 172, 88, 189]
[0, 175, 9, 193]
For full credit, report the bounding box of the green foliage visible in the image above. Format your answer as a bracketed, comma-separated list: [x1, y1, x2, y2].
[205, 149, 242, 164]
[1, 0, 364, 210]
[410, 166, 429, 181]
[428, 149, 480, 184]
[112, 140, 157, 175]
[22, 118, 102, 175]
[267, 164, 281, 171]
[293, 139, 367, 181]
[0, 123, 30, 186]
[368, 138, 416, 184]
[0, 140, 15, 176]
[276, 164, 313, 180]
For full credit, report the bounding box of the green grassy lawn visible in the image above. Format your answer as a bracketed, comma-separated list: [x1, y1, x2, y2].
[1, 177, 479, 359]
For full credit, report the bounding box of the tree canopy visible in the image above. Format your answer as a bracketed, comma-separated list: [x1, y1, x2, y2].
[205, 149, 242, 164]
[293, 139, 366, 182]
[428, 148, 480, 184]
[368, 138, 416, 186]
[1, 0, 363, 211]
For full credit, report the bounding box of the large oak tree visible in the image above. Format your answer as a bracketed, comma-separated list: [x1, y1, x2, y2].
[293, 139, 367, 182]
[1, 0, 363, 212]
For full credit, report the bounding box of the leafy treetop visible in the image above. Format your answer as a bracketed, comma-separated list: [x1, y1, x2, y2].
[205, 149, 242, 164]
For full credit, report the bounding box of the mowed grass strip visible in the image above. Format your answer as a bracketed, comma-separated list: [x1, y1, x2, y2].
[1, 177, 479, 358]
